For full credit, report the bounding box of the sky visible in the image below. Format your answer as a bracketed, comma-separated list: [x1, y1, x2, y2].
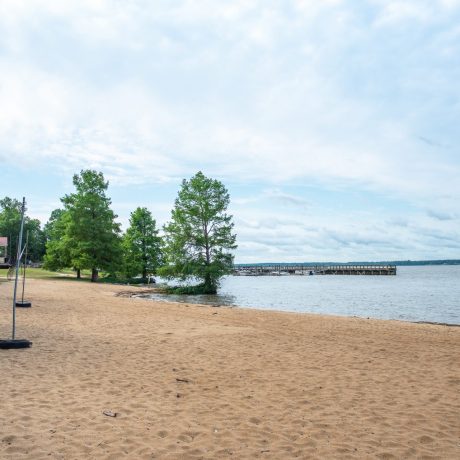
[0, 0, 459, 263]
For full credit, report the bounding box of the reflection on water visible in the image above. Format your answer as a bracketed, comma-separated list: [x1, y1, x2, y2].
[139, 291, 239, 307]
[141, 266, 460, 324]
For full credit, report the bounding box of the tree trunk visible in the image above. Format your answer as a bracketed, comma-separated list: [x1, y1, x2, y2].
[76, 269, 81, 279]
[91, 268, 99, 282]
[142, 267, 147, 279]
[203, 273, 216, 294]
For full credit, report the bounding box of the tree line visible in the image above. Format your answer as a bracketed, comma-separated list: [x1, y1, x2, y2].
[0, 170, 237, 294]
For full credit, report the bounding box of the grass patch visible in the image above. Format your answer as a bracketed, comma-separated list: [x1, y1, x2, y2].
[0, 268, 154, 286]
[0, 268, 92, 281]
[23, 268, 87, 279]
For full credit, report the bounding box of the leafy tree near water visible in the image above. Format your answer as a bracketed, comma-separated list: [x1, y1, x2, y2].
[159, 171, 237, 294]
[45, 170, 122, 282]
[123, 207, 163, 279]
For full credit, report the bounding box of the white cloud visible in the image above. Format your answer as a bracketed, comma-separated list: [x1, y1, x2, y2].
[1, 0, 459, 260]
[232, 202, 460, 262]
[373, 1, 431, 25]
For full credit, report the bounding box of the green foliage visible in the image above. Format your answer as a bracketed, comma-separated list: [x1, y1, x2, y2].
[0, 197, 46, 262]
[159, 171, 237, 294]
[122, 207, 163, 279]
[25, 218, 46, 262]
[43, 209, 73, 271]
[45, 170, 122, 281]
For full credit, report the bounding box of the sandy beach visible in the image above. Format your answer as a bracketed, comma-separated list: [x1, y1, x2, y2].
[1, 278, 459, 459]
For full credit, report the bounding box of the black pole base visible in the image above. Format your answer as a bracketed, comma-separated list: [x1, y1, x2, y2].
[0, 339, 32, 349]
[16, 300, 32, 308]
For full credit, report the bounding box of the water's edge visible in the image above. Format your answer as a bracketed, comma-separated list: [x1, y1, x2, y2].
[126, 291, 460, 327]
[124, 266, 460, 325]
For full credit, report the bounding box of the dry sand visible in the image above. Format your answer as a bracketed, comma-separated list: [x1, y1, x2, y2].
[1, 278, 459, 459]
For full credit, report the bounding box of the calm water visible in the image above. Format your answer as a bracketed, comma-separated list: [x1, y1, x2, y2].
[145, 266, 460, 324]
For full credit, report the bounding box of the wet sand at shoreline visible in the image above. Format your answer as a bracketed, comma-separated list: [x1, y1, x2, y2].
[1, 278, 459, 459]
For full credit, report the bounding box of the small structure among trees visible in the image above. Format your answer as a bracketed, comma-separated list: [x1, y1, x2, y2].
[0, 197, 45, 263]
[0, 236, 9, 267]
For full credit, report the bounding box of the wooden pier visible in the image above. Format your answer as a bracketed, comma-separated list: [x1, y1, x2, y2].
[233, 264, 397, 276]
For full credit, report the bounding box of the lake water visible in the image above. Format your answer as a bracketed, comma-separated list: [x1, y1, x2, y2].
[144, 266, 460, 325]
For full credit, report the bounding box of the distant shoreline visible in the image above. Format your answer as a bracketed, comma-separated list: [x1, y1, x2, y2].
[234, 259, 460, 266]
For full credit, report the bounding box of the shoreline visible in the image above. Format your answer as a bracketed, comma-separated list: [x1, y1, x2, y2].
[120, 287, 460, 328]
[1, 278, 459, 459]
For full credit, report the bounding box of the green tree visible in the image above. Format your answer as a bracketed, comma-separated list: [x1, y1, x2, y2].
[25, 218, 46, 262]
[123, 207, 163, 279]
[61, 170, 122, 282]
[160, 171, 237, 294]
[0, 197, 46, 263]
[43, 209, 75, 273]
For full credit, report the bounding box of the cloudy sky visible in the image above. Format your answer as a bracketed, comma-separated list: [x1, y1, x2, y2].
[1, 0, 459, 262]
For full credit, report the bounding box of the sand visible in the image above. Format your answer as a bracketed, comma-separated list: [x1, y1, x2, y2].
[0, 278, 459, 459]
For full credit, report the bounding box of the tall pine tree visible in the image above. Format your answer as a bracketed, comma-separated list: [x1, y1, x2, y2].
[123, 207, 163, 279]
[61, 170, 121, 281]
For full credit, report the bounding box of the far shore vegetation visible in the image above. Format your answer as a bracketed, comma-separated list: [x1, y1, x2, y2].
[0, 170, 237, 294]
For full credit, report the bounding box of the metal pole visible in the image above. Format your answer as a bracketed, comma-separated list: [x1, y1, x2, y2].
[12, 197, 26, 340]
[21, 231, 29, 303]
